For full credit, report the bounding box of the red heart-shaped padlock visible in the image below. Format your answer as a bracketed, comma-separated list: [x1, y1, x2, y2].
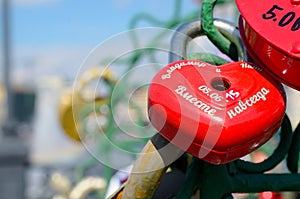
[236, 0, 300, 90]
[148, 60, 286, 164]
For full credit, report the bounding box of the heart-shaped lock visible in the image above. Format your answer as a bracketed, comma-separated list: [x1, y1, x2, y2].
[236, 0, 300, 90]
[148, 60, 286, 164]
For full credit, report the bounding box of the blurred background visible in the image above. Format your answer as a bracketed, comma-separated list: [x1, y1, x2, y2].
[0, 0, 300, 199]
[0, 1, 209, 198]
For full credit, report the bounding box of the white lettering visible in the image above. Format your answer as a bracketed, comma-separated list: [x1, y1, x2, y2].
[189, 97, 198, 103]
[174, 85, 216, 116]
[227, 110, 237, 119]
[234, 106, 243, 114]
[161, 60, 206, 79]
[227, 87, 270, 119]
[174, 85, 186, 95]
[238, 100, 247, 110]
[245, 100, 253, 107]
[240, 62, 263, 72]
[261, 87, 270, 95]
[182, 92, 193, 101]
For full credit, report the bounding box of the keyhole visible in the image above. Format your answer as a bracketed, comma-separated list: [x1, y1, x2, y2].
[211, 77, 231, 91]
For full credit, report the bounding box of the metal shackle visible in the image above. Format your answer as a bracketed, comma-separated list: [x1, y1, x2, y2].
[168, 19, 247, 63]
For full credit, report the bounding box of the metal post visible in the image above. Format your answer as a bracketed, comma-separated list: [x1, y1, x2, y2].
[1, 2, 27, 199]
[3, 0, 14, 128]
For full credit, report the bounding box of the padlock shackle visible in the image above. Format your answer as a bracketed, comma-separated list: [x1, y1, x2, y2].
[168, 19, 247, 63]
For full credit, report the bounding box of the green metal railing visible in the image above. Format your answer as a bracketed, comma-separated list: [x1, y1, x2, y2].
[176, 0, 300, 198]
[176, 115, 300, 198]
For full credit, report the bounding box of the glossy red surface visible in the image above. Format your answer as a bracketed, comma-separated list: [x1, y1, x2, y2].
[236, 0, 300, 90]
[238, 17, 300, 91]
[148, 60, 286, 164]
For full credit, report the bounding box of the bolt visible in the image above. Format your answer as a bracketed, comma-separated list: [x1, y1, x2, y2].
[291, 0, 300, 5]
[291, 41, 300, 54]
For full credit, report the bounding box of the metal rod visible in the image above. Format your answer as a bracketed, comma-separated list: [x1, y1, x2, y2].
[3, 0, 14, 127]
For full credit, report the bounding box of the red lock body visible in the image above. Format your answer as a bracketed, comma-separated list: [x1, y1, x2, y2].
[148, 60, 286, 164]
[236, 0, 300, 90]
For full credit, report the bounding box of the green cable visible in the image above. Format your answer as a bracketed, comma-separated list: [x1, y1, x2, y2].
[175, 158, 203, 199]
[287, 121, 300, 173]
[201, 0, 238, 60]
[235, 114, 293, 173]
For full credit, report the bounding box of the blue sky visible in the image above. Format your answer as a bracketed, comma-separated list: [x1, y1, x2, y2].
[11, 0, 198, 47]
[0, 0, 239, 86]
[0, 0, 204, 83]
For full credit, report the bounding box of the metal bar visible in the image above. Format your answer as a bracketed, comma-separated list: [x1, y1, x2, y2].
[168, 19, 246, 64]
[198, 162, 232, 199]
[232, 173, 300, 193]
[120, 134, 183, 199]
[235, 114, 293, 173]
[2, 0, 14, 128]
[287, 121, 300, 173]
[197, 161, 300, 199]
[175, 157, 203, 199]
